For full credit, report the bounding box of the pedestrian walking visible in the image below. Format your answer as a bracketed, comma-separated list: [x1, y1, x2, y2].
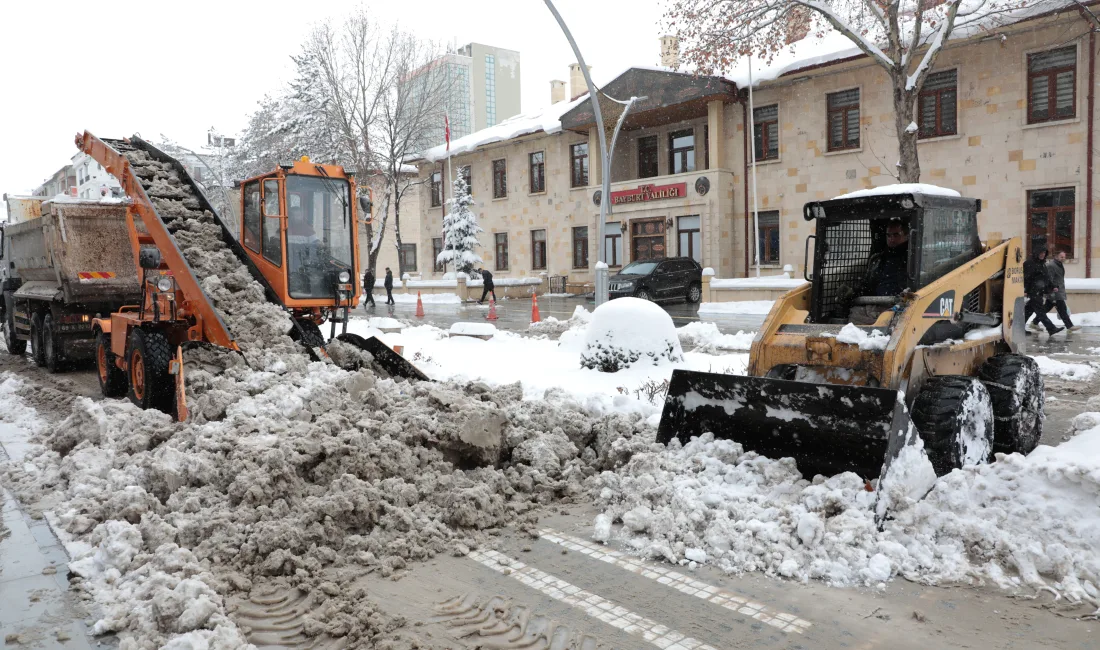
[362, 268, 375, 309]
[384, 267, 395, 305]
[1029, 247, 1078, 332]
[476, 268, 496, 304]
[1023, 245, 1064, 336]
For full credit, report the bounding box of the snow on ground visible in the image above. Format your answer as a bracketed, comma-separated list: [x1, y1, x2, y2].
[1054, 311, 1100, 327]
[592, 416, 1100, 613]
[697, 300, 775, 316]
[709, 276, 807, 290]
[387, 292, 461, 305]
[1032, 355, 1098, 381]
[676, 322, 755, 352]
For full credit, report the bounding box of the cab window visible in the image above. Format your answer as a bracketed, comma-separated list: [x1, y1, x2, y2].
[242, 181, 261, 252]
[261, 179, 282, 266]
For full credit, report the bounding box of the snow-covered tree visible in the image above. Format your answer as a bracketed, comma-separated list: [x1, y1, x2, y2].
[436, 175, 483, 274]
[665, 0, 1039, 182]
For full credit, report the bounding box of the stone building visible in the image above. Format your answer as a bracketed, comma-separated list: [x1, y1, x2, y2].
[410, 6, 1100, 286]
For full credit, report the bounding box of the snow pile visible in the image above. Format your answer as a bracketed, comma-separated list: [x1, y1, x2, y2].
[1032, 355, 1097, 382]
[528, 306, 592, 337]
[449, 322, 497, 338]
[709, 276, 806, 290]
[580, 298, 684, 372]
[392, 292, 462, 305]
[676, 322, 755, 352]
[833, 184, 962, 200]
[835, 323, 890, 350]
[591, 430, 1100, 612]
[697, 300, 775, 316]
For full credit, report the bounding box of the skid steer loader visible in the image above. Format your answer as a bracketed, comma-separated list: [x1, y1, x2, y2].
[658, 191, 1045, 480]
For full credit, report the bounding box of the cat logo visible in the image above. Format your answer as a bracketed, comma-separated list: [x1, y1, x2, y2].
[924, 290, 956, 319]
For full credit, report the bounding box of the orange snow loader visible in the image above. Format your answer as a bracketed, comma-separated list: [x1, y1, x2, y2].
[76, 132, 425, 421]
[658, 192, 1045, 482]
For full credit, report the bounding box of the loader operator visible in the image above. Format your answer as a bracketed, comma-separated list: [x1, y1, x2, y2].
[850, 220, 909, 324]
[287, 206, 321, 259]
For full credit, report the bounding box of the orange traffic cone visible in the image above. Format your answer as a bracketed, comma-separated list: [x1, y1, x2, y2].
[486, 298, 498, 321]
[531, 293, 540, 324]
[415, 291, 425, 318]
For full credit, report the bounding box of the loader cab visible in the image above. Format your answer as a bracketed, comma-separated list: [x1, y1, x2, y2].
[238, 157, 369, 310]
[803, 193, 983, 324]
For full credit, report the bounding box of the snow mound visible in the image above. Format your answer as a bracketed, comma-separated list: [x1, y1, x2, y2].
[697, 300, 775, 316]
[677, 322, 755, 353]
[833, 183, 962, 200]
[580, 298, 683, 372]
[450, 322, 497, 337]
[835, 323, 890, 350]
[1032, 356, 1097, 381]
[592, 429, 1100, 611]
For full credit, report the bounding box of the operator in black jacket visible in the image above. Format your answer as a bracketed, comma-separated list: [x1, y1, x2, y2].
[1023, 246, 1063, 336]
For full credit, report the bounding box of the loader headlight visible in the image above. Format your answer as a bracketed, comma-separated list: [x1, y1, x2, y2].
[156, 277, 173, 292]
[338, 270, 351, 283]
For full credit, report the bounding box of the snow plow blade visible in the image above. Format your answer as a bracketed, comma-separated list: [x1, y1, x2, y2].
[656, 370, 914, 479]
[335, 333, 430, 381]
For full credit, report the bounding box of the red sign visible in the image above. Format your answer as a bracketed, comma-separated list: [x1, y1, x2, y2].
[610, 182, 687, 206]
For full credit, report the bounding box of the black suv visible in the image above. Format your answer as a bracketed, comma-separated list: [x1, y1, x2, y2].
[608, 257, 704, 303]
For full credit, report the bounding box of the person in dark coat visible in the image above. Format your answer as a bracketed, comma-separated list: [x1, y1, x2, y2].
[1023, 246, 1063, 335]
[362, 269, 375, 308]
[476, 268, 496, 304]
[384, 267, 395, 305]
[1029, 247, 1077, 331]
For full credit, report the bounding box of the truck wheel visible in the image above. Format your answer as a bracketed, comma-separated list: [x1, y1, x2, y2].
[127, 328, 174, 413]
[30, 313, 46, 367]
[96, 332, 127, 398]
[977, 354, 1044, 456]
[686, 282, 702, 303]
[911, 376, 994, 476]
[42, 314, 64, 373]
[2, 295, 26, 355]
[291, 319, 326, 348]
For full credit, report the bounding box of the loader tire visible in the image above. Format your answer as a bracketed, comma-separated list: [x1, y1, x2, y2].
[42, 314, 63, 373]
[2, 294, 26, 355]
[291, 319, 326, 348]
[977, 354, 1044, 456]
[96, 332, 127, 398]
[127, 328, 174, 414]
[911, 376, 994, 476]
[30, 313, 46, 367]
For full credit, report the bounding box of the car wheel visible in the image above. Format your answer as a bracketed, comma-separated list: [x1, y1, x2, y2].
[686, 282, 702, 303]
[634, 288, 652, 301]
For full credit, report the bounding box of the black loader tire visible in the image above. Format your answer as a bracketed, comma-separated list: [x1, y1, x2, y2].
[42, 313, 63, 373]
[97, 332, 128, 398]
[686, 282, 702, 304]
[977, 354, 1044, 456]
[2, 294, 26, 355]
[291, 319, 326, 348]
[127, 328, 174, 413]
[30, 312, 45, 367]
[911, 376, 994, 476]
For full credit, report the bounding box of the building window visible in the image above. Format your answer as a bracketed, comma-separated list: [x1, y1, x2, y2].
[638, 136, 658, 178]
[827, 89, 860, 151]
[485, 54, 497, 127]
[529, 151, 545, 193]
[605, 223, 623, 267]
[669, 128, 695, 174]
[430, 171, 442, 207]
[631, 218, 667, 260]
[432, 238, 446, 273]
[756, 211, 780, 264]
[494, 232, 509, 270]
[754, 104, 779, 160]
[571, 142, 589, 187]
[492, 159, 507, 198]
[1028, 46, 1076, 124]
[532, 229, 547, 270]
[678, 215, 701, 263]
[1028, 188, 1075, 257]
[572, 226, 589, 268]
[460, 165, 471, 192]
[399, 243, 417, 273]
[918, 70, 957, 138]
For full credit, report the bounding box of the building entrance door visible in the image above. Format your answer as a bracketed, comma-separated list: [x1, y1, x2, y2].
[631, 218, 667, 261]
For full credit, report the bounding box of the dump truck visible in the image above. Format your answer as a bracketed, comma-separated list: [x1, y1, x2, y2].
[0, 195, 141, 370]
[73, 132, 424, 419]
[658, 191, 1043, 481]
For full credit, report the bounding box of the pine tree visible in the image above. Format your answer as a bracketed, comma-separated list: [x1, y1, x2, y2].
[436, 175, 483, 274]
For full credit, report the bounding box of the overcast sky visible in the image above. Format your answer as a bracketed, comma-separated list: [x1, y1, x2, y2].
[0, 0, 665, 219]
